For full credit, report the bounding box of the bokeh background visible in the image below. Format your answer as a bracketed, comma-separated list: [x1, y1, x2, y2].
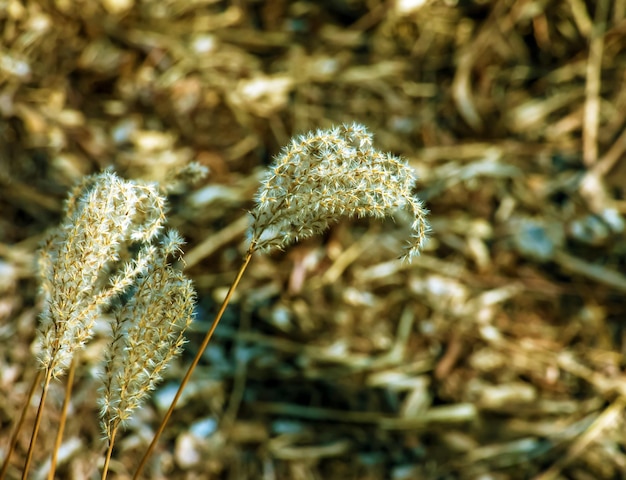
[2, 0, 626, 478]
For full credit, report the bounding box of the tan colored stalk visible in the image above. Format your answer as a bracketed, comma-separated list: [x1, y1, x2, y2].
[22, 369, 53, 479]
[48, 358, 76, 480]
[101, 425, 118, 480]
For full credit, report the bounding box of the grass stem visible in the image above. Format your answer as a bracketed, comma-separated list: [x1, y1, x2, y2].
[101, 425, 118, 480]
[48, 359, 76, 480]
[22, 368, 53, 480]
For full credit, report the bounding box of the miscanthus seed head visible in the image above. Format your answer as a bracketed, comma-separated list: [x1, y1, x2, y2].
[37, 171, 166, 379]
[249, 123, 429, 259]
[100, 230, 196, 439]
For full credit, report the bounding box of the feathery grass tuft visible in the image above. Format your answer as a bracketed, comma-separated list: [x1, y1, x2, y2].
[100, 230, 195, 438]
[249, 123, 429, 259]
[37, 171, 166, 379]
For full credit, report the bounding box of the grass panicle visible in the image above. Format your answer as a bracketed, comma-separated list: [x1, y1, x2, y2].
[37, 171, 167, 379]
[249, 123, 429, 259]
[5, 124, 428, 480]
[20, 171, 169, 479]
[100, 230, 196, 478]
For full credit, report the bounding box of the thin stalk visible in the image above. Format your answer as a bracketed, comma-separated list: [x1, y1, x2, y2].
[0, 370, 43, 480]
[101, 424, 118, 480]
[22, 368, 53, 480]
[132, 249, 254, 479]
[48, 358, 76, 480]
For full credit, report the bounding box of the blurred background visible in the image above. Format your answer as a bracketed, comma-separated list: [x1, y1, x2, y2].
[2, 0, 626, 478]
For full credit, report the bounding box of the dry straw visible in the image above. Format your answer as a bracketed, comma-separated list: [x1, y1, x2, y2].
[133, 123, 429, 477]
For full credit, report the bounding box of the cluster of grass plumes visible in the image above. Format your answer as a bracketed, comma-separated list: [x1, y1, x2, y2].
[249, 123, 429, 259]
[2, 171, 197, 480]
[2, 124, 428, 479]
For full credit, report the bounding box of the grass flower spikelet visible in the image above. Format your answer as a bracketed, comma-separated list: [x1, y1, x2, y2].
[37, 171, 167, 379]
[100, 230, 196, 440]
[249, 123, 429, 259]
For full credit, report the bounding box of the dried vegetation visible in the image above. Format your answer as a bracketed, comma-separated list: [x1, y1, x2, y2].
[2, 0, 626, 479]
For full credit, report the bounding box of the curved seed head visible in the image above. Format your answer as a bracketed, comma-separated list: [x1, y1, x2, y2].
[249, 123, 429, 260]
